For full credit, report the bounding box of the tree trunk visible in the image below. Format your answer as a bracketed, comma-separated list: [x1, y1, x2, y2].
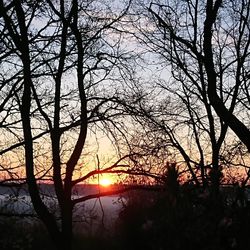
[61, 201, 73, 250]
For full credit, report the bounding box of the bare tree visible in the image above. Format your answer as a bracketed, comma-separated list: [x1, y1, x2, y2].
[203, 0, 250, 152]
[0, 1, 142, 249]
[123, 0, 250, 192]
[143, 0, 250, 150]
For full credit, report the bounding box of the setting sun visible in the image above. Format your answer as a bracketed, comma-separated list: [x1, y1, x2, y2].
[99, 178, 112, 187]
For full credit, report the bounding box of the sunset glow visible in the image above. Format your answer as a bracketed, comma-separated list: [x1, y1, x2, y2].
[99, 178, 112, 187]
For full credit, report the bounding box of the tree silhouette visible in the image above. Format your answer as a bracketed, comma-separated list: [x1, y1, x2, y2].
[128, 0, 250, 190]
[0, 1, 140, 249]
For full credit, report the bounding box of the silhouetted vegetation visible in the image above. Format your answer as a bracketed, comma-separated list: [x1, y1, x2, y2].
[0, 0, 249, 249]
[1, 181, 250, 249]
[116, 164, 250, 250]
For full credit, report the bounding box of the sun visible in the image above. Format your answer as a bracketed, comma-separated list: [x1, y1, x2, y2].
[99, 178, 112, 187]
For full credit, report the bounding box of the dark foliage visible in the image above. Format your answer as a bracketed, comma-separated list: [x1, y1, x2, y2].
[116, 165, 250, 250]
